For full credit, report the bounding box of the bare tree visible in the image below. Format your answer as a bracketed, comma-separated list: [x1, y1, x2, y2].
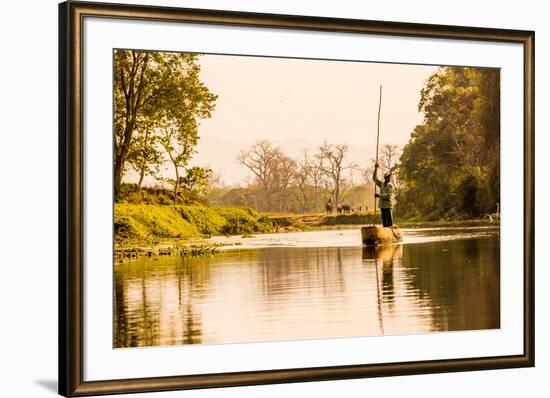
[207, 168, 224, 190]
[360, 159, 377, 186]
[316, 142, 356, 208]
[307, 152, 324, 212]
[293, 150, 311, 213]
[274, 153, 297, 213]
[238, 140, 281, 211]
[380, 144, 400, 173]
[379, 144, 402, 190]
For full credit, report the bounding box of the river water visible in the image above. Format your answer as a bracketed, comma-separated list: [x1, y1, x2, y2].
[114, 226, 500, 348]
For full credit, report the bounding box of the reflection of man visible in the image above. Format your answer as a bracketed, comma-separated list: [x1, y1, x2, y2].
[372, 163, 394, 227]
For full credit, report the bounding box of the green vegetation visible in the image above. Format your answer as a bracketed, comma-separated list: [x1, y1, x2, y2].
[114, 203, 275, 242]
[397, 67, 500, 220]
[114, 50, 217, 200]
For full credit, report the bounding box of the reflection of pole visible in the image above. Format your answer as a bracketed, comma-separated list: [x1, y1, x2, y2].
[373, 85, 382, 225]
[374, 258, 385, 335]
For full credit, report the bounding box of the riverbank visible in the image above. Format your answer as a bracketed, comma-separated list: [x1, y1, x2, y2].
[114, 203, 274, 260]
[114, 203, 499, 261]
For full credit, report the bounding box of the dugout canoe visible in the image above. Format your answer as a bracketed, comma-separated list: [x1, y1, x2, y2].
[361, 225, 403, 246]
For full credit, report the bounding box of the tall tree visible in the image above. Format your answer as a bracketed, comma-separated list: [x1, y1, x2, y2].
[159, 119, 198, 204]
[398, 66, 500, 219]
[126, 126, 162, 190]
[114, 50, 149, 196]
[114, 50, 216, 197]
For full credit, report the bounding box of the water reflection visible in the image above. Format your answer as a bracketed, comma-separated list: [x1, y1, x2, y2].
[114, 231, 500, 348]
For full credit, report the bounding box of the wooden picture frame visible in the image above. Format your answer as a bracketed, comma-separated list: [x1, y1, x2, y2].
[59, 1, 534, 396]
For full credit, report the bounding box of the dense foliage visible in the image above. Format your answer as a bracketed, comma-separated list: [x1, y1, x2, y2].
[397, 67, 500, 220]
[114, 50, 217, 200]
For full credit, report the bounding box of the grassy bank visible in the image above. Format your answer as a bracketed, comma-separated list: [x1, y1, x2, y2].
[114, 205, 498, 261]
[115, 203, 274, 244]
[116, 204, 498, 243]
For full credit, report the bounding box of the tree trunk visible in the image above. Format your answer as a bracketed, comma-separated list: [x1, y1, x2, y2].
[313, 186, 318, 213]
[138, 167, 145, 190]
[114, 51, 149, 199]
[114, 119, 135, 197]
[334, 180, 340, 209]
[137, 130, 149, 191]
[114, 160, 124, 198]
[173, 164, 179, 205]
[263, 186, 271, 212]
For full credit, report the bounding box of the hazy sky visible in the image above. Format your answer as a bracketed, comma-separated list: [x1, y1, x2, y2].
[125, 54, 439, 185]
[197, 54, 438, 147]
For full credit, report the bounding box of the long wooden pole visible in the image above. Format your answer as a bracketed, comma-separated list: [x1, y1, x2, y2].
[373, 85, 382, 225]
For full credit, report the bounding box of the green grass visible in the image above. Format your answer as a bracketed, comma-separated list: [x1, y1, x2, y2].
[216, 207, 274, 235]
[114, 204, 497, 245]
[114, 203, 275, 242]
[174, 205, 227, 236]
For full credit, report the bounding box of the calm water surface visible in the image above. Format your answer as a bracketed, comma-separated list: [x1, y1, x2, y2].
[114, 226, 500, 348]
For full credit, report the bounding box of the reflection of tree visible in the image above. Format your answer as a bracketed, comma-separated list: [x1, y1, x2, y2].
[177, 257, 208, 345]
[113, 255, 214, 348]
[139, 275, 159, 347]
[361, 239, 499, 334]
[115, 264, 163, 348]
[400, 238, 500, 332]
[114, 268, 128, 347]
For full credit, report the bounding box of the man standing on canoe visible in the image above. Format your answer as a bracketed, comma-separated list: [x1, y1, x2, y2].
[373, 163, 394, 227]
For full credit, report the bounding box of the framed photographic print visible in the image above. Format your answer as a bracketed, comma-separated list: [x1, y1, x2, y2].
[59, 1, 534, 396]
